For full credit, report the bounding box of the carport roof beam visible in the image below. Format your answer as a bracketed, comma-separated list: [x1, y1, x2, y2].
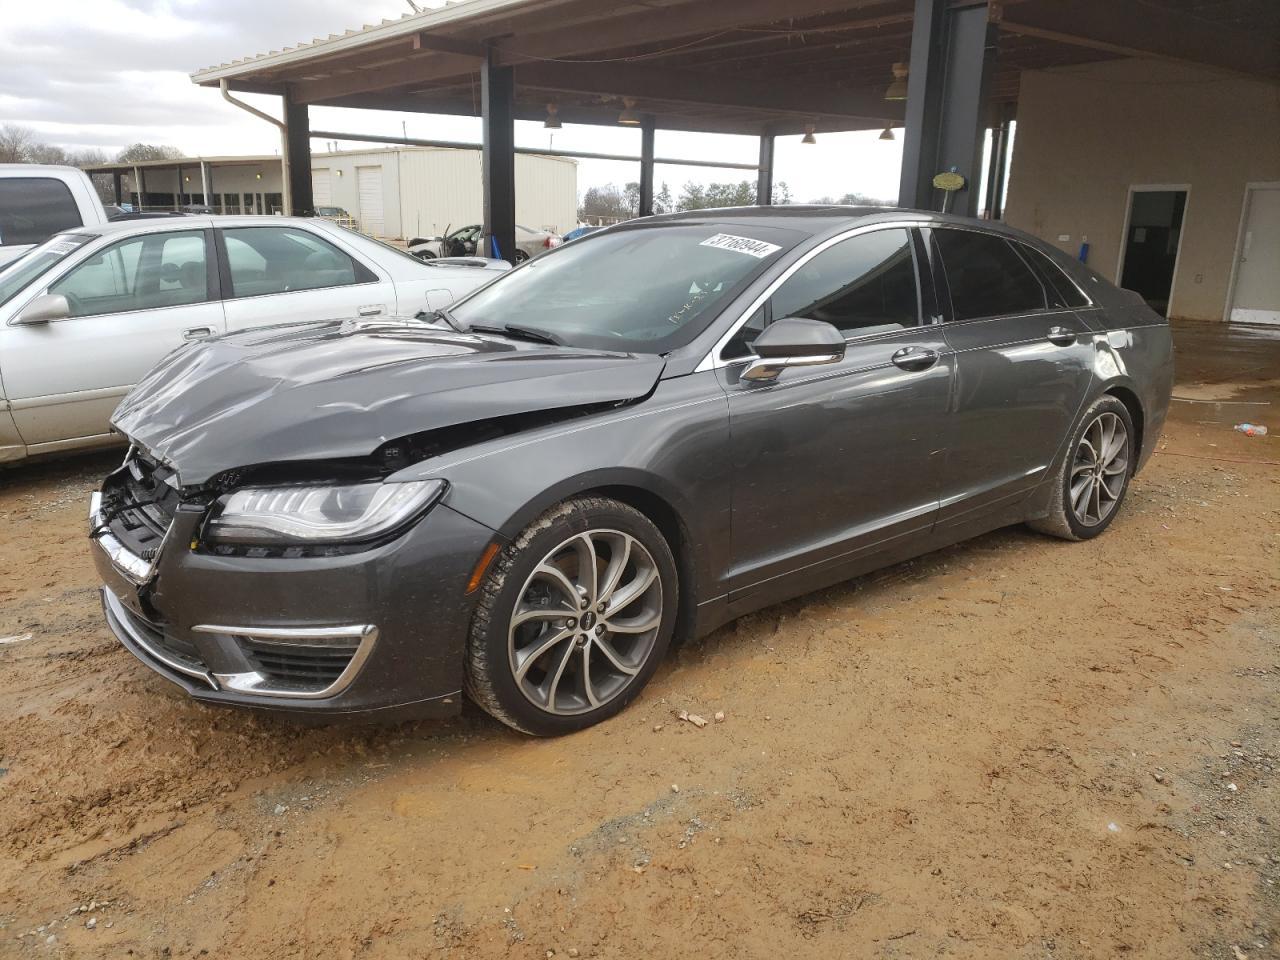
[308, 130, 760, 171]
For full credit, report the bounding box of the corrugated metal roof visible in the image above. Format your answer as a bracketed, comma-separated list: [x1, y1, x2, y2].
[190, 0, 543, 83]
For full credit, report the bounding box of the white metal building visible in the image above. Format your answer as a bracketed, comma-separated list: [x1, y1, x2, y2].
[311, 147, 578, 241]
[88, 146, 578, 242]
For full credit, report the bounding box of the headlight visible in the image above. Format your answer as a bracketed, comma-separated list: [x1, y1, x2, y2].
[205, 479, 446, 546]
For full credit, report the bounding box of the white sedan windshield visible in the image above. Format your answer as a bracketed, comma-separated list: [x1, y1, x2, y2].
[0, 233, 95, 308]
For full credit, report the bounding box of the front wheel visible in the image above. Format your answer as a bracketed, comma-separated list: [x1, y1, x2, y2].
[464, 497, 678, 735]
[1029, 395, 1136, 541]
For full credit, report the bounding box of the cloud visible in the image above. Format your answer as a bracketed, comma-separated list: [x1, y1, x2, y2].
[0, 1, 903, 201]
[0, 0, 412, 153]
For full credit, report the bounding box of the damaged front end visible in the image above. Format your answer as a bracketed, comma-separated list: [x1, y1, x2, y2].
[90, 318, 668, 718]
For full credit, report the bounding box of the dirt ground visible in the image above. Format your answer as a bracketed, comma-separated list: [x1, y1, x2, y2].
[2, 321, 1277, 959]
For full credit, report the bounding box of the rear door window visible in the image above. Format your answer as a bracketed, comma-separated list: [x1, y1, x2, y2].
[934, 229, 1047, 321]
[0, 178, 83, 247]
[221, 226, 369, 298]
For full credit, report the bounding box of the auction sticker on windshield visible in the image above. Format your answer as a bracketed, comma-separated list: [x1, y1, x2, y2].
[699, 233, 782, 259]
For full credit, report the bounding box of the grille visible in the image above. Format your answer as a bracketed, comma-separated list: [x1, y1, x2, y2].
[238, 638, 361, 690]
[115, 600, 208, 673]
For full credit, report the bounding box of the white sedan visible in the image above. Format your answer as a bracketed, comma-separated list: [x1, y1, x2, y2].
[0, 216, 508, 464]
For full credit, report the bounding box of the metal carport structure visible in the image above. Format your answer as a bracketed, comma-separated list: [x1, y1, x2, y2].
[191, 0, 1279, 264]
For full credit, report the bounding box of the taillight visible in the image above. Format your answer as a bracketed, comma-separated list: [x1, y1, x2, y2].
[544, 236, 561, 248]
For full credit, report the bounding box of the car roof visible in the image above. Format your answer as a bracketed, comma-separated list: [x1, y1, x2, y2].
[623, 203, 1056, 247]
[59, 214, 328, 240]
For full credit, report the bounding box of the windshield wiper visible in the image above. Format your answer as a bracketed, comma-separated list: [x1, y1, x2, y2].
[423, 305, 468, 334]
[471, 323, 565, 346]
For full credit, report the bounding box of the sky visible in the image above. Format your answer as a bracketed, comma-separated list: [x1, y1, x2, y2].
[0, 0, 905, 204]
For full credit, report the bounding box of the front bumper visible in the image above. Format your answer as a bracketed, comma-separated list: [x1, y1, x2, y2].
[92, 492, 497, 721]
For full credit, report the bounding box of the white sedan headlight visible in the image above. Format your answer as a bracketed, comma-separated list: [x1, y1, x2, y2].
[206, 479, 446, 546]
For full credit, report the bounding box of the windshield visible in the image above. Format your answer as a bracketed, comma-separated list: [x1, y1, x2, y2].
[0, 233, 95, 309]
[449, 223, 799, 353]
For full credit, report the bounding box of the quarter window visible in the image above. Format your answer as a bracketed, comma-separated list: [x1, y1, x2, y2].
[0, 178, 83, 247]
[934, 229, 1047, 321]
[221, 226, 367, 298]
[1015, 241, 1090, 308]
[49, 230, 210, 318]
[723, 228, 920, 359]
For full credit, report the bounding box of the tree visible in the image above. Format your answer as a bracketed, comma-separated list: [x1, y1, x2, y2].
[577, 183, 633, 223]
[0, 124, 38, 163]
[116, 143, 184, 163]
[676, 179, 757, 211]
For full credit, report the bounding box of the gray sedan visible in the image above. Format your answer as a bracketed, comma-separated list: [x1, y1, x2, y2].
[90, 206, 1172, 735]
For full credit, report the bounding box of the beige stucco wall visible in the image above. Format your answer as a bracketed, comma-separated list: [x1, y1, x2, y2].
[1004, 59, 1280, 322]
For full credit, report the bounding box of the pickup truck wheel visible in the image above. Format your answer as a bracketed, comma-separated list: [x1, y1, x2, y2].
[464, 497, 677, 736]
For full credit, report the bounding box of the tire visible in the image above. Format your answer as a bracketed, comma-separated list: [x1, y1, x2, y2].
[513, 249, 530, 263]
[1029, 394, 1136, 541]
[412, 249, 436, 261]
[464, 497, 678, 735]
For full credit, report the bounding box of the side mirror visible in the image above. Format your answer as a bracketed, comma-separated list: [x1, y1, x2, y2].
[742, 317, 845, 382]
[15, 293, 71, 325]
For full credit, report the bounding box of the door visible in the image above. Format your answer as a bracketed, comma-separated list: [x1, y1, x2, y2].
[217, 224, 393, 331]
[931, 227, 1095, 525]
[1229, 185, 1280, 325]
[1118, 188, 1187, 317]
[1, 228, 224, 446]
[720, 227, 952, 601]
[357, 166, 384, 237]
[312, 169, 333, 209]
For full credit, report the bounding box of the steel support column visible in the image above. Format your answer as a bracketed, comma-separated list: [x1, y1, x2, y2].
[638, 116, 655, 217]
[898, 0, 998, 216]
[756, 132, 775, 205]
[480, 54, 516, 263]
[284, 99, 313, 216]
[133, 165, 143, 209]
[985, 101, 1014, 220]
[200, 161, 213, 210]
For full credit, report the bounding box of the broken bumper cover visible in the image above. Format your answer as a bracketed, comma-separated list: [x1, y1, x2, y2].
[92, 495, 496, 721]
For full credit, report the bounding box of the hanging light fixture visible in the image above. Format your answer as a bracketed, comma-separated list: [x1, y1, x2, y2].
[801, 124, 817, 145]
[884, 62, 909, 101]
[617, 97, 641, 125]
[879, 123, 895, 141]
[544, 103, 562, 129]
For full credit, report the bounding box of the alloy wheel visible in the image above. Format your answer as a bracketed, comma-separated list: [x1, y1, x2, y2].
[507, 529, 663, 715]
[1070, 411, 1130, 527]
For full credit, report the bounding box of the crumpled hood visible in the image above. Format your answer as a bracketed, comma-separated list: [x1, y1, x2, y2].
[112, 317, 666, 486]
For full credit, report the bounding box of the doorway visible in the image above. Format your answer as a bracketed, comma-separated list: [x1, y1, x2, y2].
[1118, 186, 1188, 317]
[1228, 183, 1280, 325]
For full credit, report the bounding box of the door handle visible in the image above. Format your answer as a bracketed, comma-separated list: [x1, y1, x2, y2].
[183, 326, 214, 340]
[891, 346, 940, 371]
[357, 305, 384, 317]
[1046, 325, 1077, 346]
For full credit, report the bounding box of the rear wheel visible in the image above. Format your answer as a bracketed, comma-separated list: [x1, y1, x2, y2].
[513, 249, 530, 263]
[464, 497, 678, 735]
[1029, 395, 1135, 541]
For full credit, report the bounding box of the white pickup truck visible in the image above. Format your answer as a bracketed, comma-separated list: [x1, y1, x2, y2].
[0, 165, 109, 268]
